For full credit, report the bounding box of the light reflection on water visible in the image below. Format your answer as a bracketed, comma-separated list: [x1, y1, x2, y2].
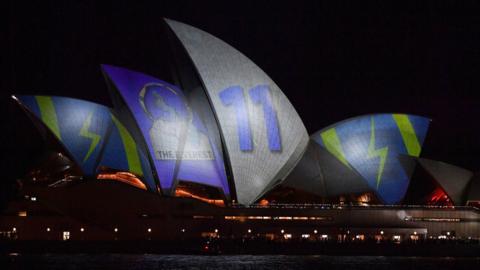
[1, 254, 479, 270]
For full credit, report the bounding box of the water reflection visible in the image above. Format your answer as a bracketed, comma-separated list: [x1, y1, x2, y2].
[1, 254, 479, 270]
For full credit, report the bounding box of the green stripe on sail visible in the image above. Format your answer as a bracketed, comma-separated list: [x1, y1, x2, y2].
[111, 115, 143, 176]
[35, 96, 61, 140]
[320, 128, 350, 167]
[393, 114, 422, 157]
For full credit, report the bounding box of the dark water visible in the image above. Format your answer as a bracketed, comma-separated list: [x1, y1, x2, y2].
[1, 254, 479, 270]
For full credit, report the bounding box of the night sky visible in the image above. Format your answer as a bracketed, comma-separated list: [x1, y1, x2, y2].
[3, 0, 480, 186]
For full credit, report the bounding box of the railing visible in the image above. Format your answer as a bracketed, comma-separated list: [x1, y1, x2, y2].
[231, 203, 480, 212]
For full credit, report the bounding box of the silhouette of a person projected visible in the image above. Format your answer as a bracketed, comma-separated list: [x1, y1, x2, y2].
[139, 83, 214, 160]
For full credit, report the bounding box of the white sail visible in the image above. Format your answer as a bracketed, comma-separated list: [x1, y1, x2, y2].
[166, 19, 309, 205]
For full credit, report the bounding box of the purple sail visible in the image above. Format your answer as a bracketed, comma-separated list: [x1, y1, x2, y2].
[102, 65, 229, 195]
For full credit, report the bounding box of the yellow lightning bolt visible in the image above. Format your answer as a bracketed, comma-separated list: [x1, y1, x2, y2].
[367, 117, 388, 189]
[80, 112, 101, 162]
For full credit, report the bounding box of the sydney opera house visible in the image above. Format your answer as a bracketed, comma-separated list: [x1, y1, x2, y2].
[1, 19, 480, 243]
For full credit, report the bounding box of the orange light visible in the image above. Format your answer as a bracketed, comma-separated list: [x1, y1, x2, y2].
[258, 199, 269, 206]
[97, 172, 147, 190]
[357, 193, 371, 205]
[175, 188, 224, 207]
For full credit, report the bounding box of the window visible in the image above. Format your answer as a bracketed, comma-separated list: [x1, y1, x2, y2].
[63, 231, 70, 241]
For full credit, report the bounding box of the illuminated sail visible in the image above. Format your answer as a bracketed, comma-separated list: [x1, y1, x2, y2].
[166, 19, 309, 205]
[102, 65, 229, 195]
[312, 114, 430, 204]
[14, 95, 156, 190]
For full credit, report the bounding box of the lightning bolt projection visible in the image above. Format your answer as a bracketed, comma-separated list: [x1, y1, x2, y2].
[80, 112, 101, 162]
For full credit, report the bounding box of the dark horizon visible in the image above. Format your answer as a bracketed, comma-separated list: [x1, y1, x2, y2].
[3, 0, 480, 181]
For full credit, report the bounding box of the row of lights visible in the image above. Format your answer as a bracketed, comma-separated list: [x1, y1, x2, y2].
[13, 227, 86, 233]
[28, 227, 160, 233]
[378, 230, 417, 235]
[45, 227, 186, 233]
[10, 226, 322, 238]
[280, 229, 323, 235]
[10, 227, 420, 236]
[208, 228, 328, 235]
[30, 227, 181, 234]
[45, 227, 85, 232]
[228, 229, 421, 237]
[209, 228, 327, 235]
[116, 228, 154, 233]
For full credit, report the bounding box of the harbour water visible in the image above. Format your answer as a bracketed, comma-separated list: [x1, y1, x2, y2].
[1, 254, 479, 270]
